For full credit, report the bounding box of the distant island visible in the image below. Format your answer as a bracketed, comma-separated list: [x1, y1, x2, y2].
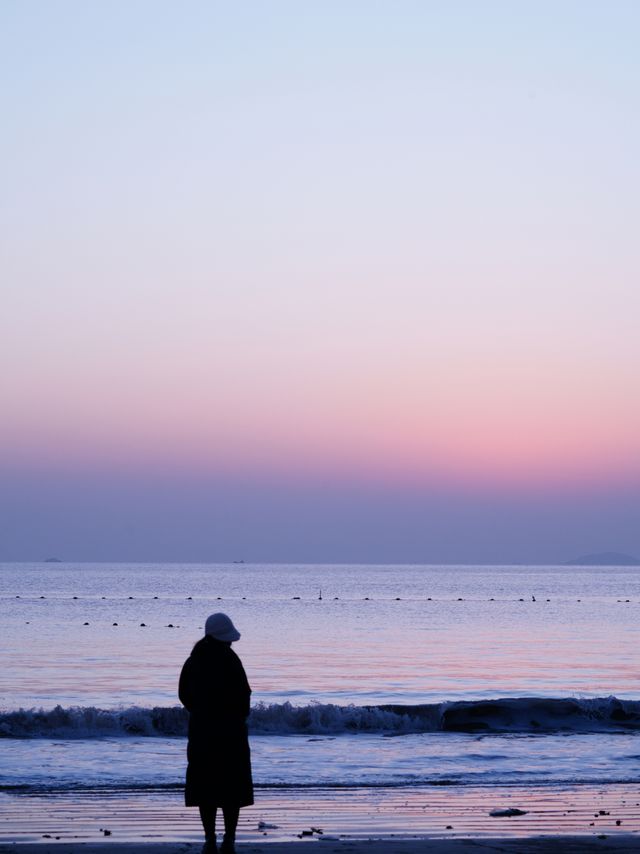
[564, 551, 640, 566]
[44, 557, 62, 563]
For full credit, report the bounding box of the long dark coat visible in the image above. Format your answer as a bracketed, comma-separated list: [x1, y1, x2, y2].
[178, 636, 254, 808]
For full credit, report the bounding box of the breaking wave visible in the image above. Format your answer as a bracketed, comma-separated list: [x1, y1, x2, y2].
[1, 697, 639, 739]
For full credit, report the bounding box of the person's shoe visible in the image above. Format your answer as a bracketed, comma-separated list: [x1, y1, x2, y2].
[201, 838, 217, 854]
[219, 836, 236, 854]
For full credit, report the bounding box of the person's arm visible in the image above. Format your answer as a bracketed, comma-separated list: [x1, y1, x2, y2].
[239, 661, 251, 718]
[178, 657, 194, 711]
[228, 651, 252, 718]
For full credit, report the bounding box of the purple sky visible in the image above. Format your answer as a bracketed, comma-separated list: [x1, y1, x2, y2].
[1, 2, 639, 562]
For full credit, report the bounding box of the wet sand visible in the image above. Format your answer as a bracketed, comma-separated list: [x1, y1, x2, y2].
[2, 838, 640, 852]
[2, 783, 640, 843]
[1, 783, 639, 850]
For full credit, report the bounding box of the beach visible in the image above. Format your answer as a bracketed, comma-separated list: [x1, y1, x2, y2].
[1, 782, 639, 849]
[2, 838, 640, 853]
[2, 563, 639, 851]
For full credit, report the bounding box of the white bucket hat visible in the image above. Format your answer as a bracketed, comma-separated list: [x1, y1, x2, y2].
[205, 612, 241, 642]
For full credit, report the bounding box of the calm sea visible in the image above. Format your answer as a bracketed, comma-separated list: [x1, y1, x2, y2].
[1, 562, 639, 795]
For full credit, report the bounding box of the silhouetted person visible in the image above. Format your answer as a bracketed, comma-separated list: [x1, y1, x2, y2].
[179, 613, 253, 854]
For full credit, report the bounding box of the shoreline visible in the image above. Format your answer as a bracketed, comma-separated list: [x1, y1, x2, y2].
[1, 783, 639, 849]
[2, 838, 640, 852]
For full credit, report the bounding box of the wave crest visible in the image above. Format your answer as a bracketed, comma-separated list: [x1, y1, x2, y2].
[1, 696, 639, 738]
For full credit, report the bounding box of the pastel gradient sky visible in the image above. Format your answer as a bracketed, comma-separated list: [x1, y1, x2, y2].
[1, 1, 639, 562]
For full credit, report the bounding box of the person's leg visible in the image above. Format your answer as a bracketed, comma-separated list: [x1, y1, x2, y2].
[198, 805, 217, 844]
[220, 805, 239, 852]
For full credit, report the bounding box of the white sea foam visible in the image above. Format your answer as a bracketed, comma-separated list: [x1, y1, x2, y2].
[2, 696, 639, 739]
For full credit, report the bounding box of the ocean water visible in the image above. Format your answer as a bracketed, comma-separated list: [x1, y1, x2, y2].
[1, 562, 640, 799]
